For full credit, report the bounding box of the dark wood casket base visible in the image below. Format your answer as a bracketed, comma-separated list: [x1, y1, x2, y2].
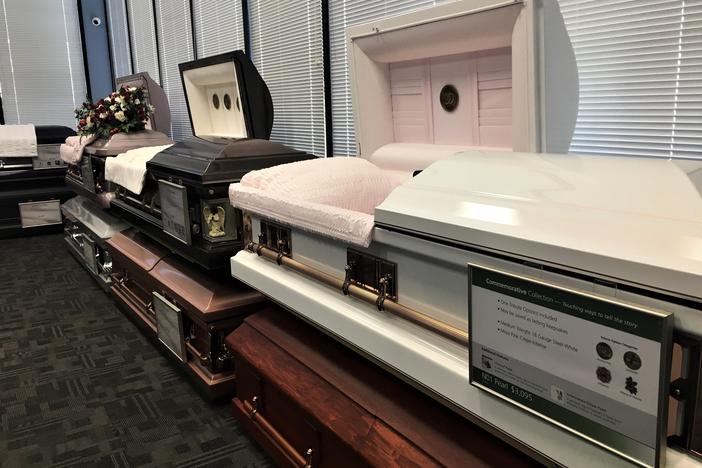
[107, 229, 267, 400]
[226, 307, 546, 468]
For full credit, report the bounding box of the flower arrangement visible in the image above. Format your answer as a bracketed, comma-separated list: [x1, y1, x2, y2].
[75, 86, 155, 139]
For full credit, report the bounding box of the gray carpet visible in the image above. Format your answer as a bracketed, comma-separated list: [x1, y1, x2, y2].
[0, 233, 271, 468]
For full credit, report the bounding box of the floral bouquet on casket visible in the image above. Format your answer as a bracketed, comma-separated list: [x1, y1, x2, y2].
[75, 86, 155, 139]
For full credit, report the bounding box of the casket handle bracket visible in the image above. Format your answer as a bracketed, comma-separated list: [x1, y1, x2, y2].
[342, 262, 355, 296]
[376, 274, 392, 311]
[243, 396, 312, 467]
[248, 242, 468, 345]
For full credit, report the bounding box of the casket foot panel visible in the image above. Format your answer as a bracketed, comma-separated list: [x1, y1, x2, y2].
[111, 280, 239, 401]
[0, 182, 72, 238]
[227, 307, 543, 468]
[65, 236, 111, 292]
[61, 199, 128, 291]
[107, 230, 267, 401]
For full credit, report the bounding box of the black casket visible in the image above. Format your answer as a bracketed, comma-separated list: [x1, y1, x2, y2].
[0, 125, 75, 238]
[110, 51, 315, 270]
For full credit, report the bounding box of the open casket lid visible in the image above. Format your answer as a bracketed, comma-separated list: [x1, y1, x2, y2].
[375, 151, 702, 299]
[346, 0, 578, 159]
[115, 72, 171, 134]
[179, 50, 273, 140]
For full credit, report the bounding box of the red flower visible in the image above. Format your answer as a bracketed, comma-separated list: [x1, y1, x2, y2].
[79, 119, 86, 127]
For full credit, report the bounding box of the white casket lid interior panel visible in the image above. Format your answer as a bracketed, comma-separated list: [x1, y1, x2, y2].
[347, 0, 578, 161]
[180, 50, 274, 140]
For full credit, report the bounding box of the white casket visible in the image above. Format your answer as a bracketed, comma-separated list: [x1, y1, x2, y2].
[230, 1, 702, 467]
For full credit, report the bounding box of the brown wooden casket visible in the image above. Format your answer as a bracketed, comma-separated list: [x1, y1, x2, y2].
[226, 307, 546, 468]
[107, 229, 266, 399]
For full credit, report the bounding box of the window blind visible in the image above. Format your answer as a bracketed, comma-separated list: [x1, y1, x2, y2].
[154, 0, 194, 141]
[106, 0, 132, 79]
[328, 0, 456, 156]
[248, 0, 326, 156]
[192, 0, 245, 58]
[0, 0, 86, 127]
[126, 0, 160, 85]
[560, 0, 702, 159]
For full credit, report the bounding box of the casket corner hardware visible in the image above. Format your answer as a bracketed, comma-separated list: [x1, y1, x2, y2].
[304, 448, 313, 468]
[670, 377, 689, 401]
[249, 395, 259, 417]
[276, 239, 288, 265]
[256, 233, 265, 256]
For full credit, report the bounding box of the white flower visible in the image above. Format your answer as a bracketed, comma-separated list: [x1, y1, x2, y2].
[110, 105, 116, 111]
[121, 102, 127, 110]
[128, 86, 137, 92]
[115, 96, 123, 104]
[104, 97, 111, 103]
[115, 111, 126, 122]
[86, 116, 93, 128]
[99, 113, 107, 119]
[134, 99, 140, 105]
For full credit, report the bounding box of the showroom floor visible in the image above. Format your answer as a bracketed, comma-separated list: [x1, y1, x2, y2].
[0, 233, 270, 467]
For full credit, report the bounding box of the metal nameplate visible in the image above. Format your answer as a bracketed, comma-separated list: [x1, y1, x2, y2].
[468, 263, 673, 468]
[153, 292, 187, 362]
[158, 179, 191, 245]
[18, 200, 62, 228]
[82, 235, 97, 274]
[82, 157, 95, 192]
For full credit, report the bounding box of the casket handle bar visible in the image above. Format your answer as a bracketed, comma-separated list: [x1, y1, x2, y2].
[244, 397, 313, 467]
[112, 273, 153, 315]
[668, 333, 702, 454]
[185, 339, 209, 367]
[246, 242, 468, 345]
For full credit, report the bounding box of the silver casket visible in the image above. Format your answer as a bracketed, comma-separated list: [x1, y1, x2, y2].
[62, 195, 129, 290]
[230, 1, 702, 467]
[65, 72, 172, 207]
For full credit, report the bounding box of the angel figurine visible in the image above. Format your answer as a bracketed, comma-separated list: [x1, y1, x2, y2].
[203, 205, 226, 238]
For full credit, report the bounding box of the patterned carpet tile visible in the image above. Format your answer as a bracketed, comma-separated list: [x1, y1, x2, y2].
[0, 233, 271, 468]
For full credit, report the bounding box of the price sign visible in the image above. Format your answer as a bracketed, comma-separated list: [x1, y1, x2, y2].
[159, 179, 191, 245]
[468, 263, 672, 467]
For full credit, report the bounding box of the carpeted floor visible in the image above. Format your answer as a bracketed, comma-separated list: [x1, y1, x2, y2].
[0, 233, 271, 468]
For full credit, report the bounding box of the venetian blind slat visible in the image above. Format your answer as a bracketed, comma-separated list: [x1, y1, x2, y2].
[0, 0, 86, 127]
[248, 0, 326, 156]
[126, 0, 160, 84]
[192, 0, 245, 58]
[560, 0, 702, 159]
[154, 0, 194, 141]
[106, 0, 132, 79]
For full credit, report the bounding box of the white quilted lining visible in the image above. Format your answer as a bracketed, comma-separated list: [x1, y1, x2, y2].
[229, 157, 402, 247]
